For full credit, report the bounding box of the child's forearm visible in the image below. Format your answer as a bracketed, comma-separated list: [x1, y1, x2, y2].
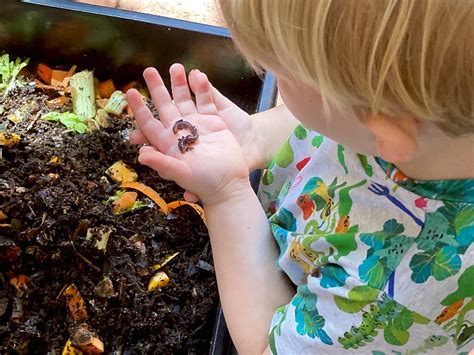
[252, 104, 298, 169]
[204, 184, 295, 355]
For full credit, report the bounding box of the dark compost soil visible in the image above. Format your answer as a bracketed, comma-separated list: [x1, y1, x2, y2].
[0, 72, 217, 354]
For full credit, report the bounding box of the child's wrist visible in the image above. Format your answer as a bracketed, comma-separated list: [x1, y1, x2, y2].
[201, 178, 254, 208]
[248, 115, 268, 170]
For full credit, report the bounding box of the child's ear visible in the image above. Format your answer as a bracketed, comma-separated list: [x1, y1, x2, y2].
[364, 114, 419, 163]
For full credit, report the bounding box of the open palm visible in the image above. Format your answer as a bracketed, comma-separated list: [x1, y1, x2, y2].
[126, 66, 249, 206]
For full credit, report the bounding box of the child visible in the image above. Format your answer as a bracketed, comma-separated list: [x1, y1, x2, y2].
[126, 1, 474, 354]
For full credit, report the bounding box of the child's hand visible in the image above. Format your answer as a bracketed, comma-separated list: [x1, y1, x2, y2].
[130, 64, 263, 172]
[126, 67, 250, 206]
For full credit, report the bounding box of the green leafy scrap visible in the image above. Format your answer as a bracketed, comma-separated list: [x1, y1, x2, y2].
[42, 111, 89, 134]
[0, 54, 29, 98]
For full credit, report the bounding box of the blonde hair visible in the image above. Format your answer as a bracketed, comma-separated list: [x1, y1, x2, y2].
[219, 0, 474, 136]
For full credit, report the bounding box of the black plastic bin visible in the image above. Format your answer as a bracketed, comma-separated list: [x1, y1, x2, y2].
[0, 0, 275, 353]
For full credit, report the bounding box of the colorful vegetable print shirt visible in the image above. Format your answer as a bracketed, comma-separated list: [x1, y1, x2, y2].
[258, 125, 474, 355]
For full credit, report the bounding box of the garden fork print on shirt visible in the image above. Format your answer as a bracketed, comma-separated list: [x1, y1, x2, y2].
[368, 182, 425, 298]
[368, 182, 424, 227]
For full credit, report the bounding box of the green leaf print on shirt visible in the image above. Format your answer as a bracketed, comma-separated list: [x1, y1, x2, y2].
[357, 154, 374, 177]
[319, 264, 349, 288]
[270, 207, 297, 255]
[408, 205, 471, 284]
[311, 134, 324, 148]
[415, 212, 458, 250]
[337, 144, 349, 174]
[269, 305, 287, 354]
[294, 125, 307, 140]
[441, 266, 474, 306]
[405, 335, 449, 355]
[453, 205, 474, 248]
[359, 220, 414, 289]
[334, 286, 380, 314]
[337, 179, 367, 218]
[384, 326, 409, 346]
[292, 285, 333, 345]
[274, 140, 294, 168]
[262, 161, 275, 185]
[325, 233, 358, 261]
[338, 295, 428, 349]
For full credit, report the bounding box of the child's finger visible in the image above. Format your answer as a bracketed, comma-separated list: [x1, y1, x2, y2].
[126, 89, 167, 150]
[183, 190, 200, 203]
[143, 67, 182, 127]
[169, 63, 198, 116]
[129, 129, 149, 145]
[210, 84, 233, 111]
[189, 70, 219, 115]
[138, 146, 191, 182]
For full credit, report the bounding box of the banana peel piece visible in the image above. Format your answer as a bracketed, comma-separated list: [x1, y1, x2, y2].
[148, 271, 169, 291]
[0, 132, 20, 148]
[105, 160, 137, 183]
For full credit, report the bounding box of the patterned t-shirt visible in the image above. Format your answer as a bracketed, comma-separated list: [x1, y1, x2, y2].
[258, 125, 474, 354]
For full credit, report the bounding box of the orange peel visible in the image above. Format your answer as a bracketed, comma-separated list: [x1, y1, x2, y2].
[120, 181, 169, 214]
[63, 284, 88, 322]
[112, 191, 137, 214]
[167, 200, 206, 224]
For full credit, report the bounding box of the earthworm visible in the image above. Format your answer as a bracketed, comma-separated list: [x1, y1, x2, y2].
[173, 119, 199, 153]
[172, 119, 198, 136]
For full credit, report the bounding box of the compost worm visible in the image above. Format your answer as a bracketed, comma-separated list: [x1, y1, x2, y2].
[172, 119, 199, 153]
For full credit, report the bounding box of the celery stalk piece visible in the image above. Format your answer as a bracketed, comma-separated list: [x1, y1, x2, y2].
[70, 71, 96, 120]
[104, 90, 128, 116]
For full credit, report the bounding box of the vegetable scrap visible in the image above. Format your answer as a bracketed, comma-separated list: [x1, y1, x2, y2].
[112, 191, 138, 214]
[104, 90, 128, 116]
[105, 160, 138, 183]
[85, 226, 114, 252]
[47, 96, 69, 107]
[62, 340, 83, 355]
[51, 66, 76, 88]
[49, 156, 62, 164]
[118, 181, 206, 223]
[36, 63, 53, 84]
[152, 252, 180, 271]
[47, 173, 60, 181]
[71, 324, 104, 354]
[148, 271, 170, 291]
[0, 54, 29, 98]
[93, 277, 117, 298]
[97, 79, 116, 99]
[0, 132, 20, 147]
[95, 109, 110, 128]
[70, 71, 96, 120]
[166, 200, 206, 225]
[120, 181, 169, 214]
[63, 284, 88, 322]
[9, 274, 28, 296]
[42, 112, 89, 134]
[7, 110, 23, 124]
[121, 81, 138, 93]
